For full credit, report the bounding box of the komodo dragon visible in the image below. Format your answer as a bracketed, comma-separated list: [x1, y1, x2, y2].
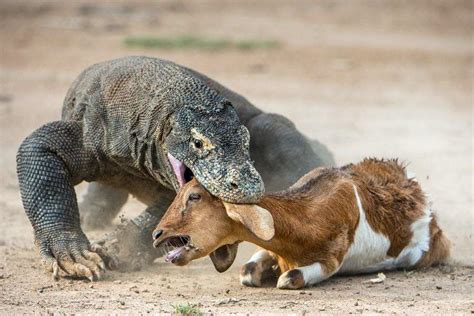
[17, 56, 334, 281]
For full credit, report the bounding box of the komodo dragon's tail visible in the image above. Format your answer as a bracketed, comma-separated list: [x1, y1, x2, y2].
[306, 137, 336, 167]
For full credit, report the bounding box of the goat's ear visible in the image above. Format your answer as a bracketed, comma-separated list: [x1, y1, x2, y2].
[223, 202, 275, 241]
[209, 243, 239, 272]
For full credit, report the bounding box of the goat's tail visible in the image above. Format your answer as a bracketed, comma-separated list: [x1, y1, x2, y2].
[416, 216, 451, 268]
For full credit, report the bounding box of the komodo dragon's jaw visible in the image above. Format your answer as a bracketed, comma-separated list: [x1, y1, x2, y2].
[163, 103, 265, 203]
[166, 147, 264, 204]
[168, 148, 264, 203]
[191, 156, 264, 204]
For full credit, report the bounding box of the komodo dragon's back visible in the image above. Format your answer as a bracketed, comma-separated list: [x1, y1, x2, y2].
[61, 57, 196, 121]
[62, 57, 263, 126]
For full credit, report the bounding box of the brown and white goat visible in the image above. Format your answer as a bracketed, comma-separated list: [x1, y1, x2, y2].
[153, 159, 450, 289]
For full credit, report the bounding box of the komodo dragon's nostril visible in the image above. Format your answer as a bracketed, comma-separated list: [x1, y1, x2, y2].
[153, 229, 163, 240]
[230, 182, 238, 190]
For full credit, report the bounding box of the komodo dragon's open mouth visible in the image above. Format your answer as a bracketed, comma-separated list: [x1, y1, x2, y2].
[167, 153, 194, 188]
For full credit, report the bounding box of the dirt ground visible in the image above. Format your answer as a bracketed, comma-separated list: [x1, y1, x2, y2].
[0, 0, 473, 314]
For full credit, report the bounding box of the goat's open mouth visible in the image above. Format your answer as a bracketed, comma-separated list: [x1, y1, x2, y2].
[154, 235, 192, 264]
[167, 153, 194, 188]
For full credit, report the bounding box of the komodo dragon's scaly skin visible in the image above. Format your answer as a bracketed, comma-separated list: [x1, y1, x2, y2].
[17, 56, 334, 280]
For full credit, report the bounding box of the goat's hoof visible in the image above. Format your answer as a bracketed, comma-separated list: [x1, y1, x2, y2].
[239, 262, 262, 287]
[277, 269, 305, 289]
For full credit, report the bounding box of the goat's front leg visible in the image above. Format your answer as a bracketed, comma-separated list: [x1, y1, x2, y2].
[277, 260, 341, 289]
[240, 249, 277, 287]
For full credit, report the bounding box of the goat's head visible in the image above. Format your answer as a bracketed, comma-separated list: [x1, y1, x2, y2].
[153, 179, 274, 272]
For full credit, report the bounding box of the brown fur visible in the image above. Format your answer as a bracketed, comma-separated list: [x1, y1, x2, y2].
[347, 159, 427, 257]
[254, 180, 359, 274]
[154, 158, 450, 288]
[416, 215, 451, 268]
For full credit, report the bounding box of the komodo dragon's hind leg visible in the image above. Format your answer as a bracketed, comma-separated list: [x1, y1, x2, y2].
[79, 182, 129, 230]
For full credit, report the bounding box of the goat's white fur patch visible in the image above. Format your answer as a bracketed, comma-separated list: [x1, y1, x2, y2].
[339, 185, 431, 274]
[240, 250, 272, 286]
[299, 262, 330, 285]
[339, 185, 392, 274]
[240, 271, 254, 286]
[277, 262, 335, 288]
[391, 206, 431, 266]
[247, 250, 270, 264]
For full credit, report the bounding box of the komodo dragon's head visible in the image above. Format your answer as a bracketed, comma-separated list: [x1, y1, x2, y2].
[161, 83, 264, 204]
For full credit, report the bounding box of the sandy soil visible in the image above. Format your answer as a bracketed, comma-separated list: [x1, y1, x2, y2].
[0, 0, 472, 314]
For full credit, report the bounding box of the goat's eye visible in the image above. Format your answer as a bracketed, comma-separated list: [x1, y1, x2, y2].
[193, 139, 203, 149]
[188, 193, 201, 202]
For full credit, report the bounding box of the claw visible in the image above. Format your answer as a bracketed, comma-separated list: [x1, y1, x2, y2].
[90, 243, 101, 252]
[35, 230, 116, 281]
[52, 261, 60, 281]
[91, 244, 119, 270]
[74, 263, 94, 280]
[83, 250, 106, 271]
[39, 247, 60, 281]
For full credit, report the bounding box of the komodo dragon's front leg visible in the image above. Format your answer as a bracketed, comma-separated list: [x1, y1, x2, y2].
[17, 121, 117, 280]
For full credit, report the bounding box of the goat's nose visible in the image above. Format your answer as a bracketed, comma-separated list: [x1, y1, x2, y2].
[153, 229, 163, 240]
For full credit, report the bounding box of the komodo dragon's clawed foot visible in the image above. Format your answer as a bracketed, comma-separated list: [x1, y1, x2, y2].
[37, 231, 118, 281]
[94, 220, 158, 271]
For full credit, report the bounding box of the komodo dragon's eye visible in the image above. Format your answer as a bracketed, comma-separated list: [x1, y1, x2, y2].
[193, 139, 203, 149]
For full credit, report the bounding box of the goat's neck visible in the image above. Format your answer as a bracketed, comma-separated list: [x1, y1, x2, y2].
[236, 195, 313, 259]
